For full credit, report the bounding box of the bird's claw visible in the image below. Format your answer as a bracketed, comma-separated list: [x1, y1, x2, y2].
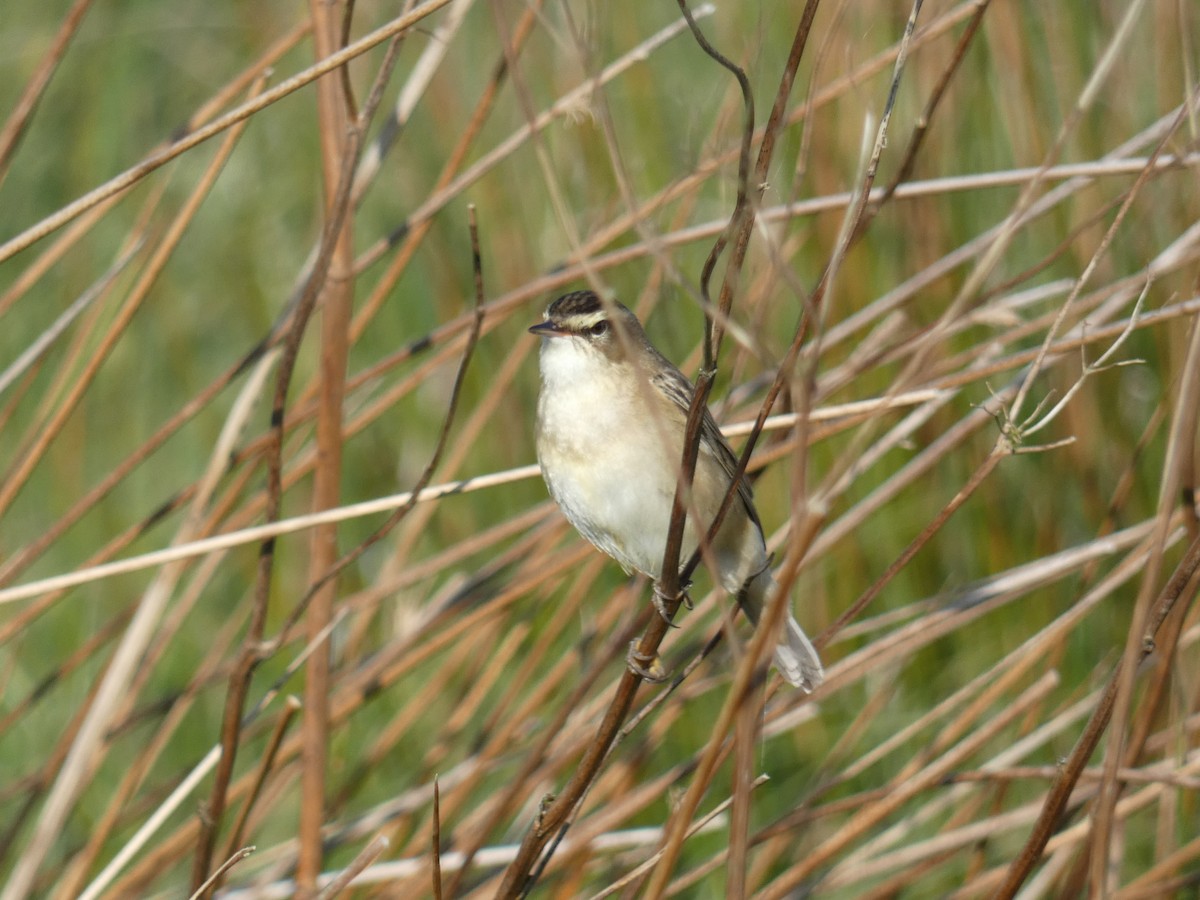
[651, 590, 678, 626]
[626, 641, 668, 682]
[651, 580, 692, 624]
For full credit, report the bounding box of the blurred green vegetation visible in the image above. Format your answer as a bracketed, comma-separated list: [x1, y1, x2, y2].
[1, 0, 1198, 896]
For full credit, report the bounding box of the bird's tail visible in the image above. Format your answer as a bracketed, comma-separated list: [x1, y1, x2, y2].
[740, 570, 824, 693]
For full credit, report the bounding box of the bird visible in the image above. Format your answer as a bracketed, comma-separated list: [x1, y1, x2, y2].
[529, 289, 824, 691]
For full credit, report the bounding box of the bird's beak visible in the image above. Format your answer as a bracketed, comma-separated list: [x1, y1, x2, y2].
[529, 320, 568, 337]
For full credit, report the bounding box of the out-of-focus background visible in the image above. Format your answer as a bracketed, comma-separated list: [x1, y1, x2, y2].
[1, 0, 1198, 896]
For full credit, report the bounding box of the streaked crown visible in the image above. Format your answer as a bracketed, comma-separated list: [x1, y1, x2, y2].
[548, 290, 608, 326]
[529, 289, 645, 341]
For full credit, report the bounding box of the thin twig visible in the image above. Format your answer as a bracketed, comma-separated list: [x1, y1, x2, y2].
[6, 289, 1199, 611]
[0, 80, 265, 900]
[432, 779, 443, 900]
[314, 835, 391, 899]
[189, 92, 366, 900]
[995, 532, 1200, 897]
[0, 238, 142, 399]
[0, 0, 456, 265]
[221, 696, 303, 879]
[186, 847, 256, 900]
[0, 0, 94, 186]
[492, 1, 769, 891]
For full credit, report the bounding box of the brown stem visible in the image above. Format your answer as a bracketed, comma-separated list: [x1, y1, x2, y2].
[298, 0, 357, 889]
[189, 104, 364, 900]
[853, 0, 992, 240]
[995, 532, 1200, 898]
[0, 0, 455, 266]
[496, 2, 827, 895]
[821, 447, 1005, 646]
[0, 0, 94, 187]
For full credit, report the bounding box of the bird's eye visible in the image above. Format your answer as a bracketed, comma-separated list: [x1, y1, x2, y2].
[587, 321, 609, 337]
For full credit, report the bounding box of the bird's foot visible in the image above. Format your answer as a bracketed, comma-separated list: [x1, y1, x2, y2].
[651, 580, 692, 624]
[626, 641, 668, 683]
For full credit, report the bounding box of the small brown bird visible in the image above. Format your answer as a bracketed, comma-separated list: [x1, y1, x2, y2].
[529, 290, 823, 691]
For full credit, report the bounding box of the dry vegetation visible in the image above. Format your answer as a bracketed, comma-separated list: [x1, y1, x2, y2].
[1, 0, 1199, 897]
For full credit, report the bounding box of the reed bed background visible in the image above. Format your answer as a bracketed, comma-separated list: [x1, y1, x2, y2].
[1, 0, 1199, 897]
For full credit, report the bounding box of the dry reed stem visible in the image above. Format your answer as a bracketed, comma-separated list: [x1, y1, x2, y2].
[11, 281, 1198, 612]
[0, 0, 456, 265]
[2, 1, 1198, 897]
[0, 0, 93, 184]
[0, 82, 265, 900]
[297, 0, 359, 887]
[81, 611, 349, 900]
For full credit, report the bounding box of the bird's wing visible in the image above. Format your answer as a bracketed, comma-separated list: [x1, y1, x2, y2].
[649, 364, 761, 531]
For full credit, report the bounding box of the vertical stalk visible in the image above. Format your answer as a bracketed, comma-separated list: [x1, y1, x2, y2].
[298, 0, 356, 893]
